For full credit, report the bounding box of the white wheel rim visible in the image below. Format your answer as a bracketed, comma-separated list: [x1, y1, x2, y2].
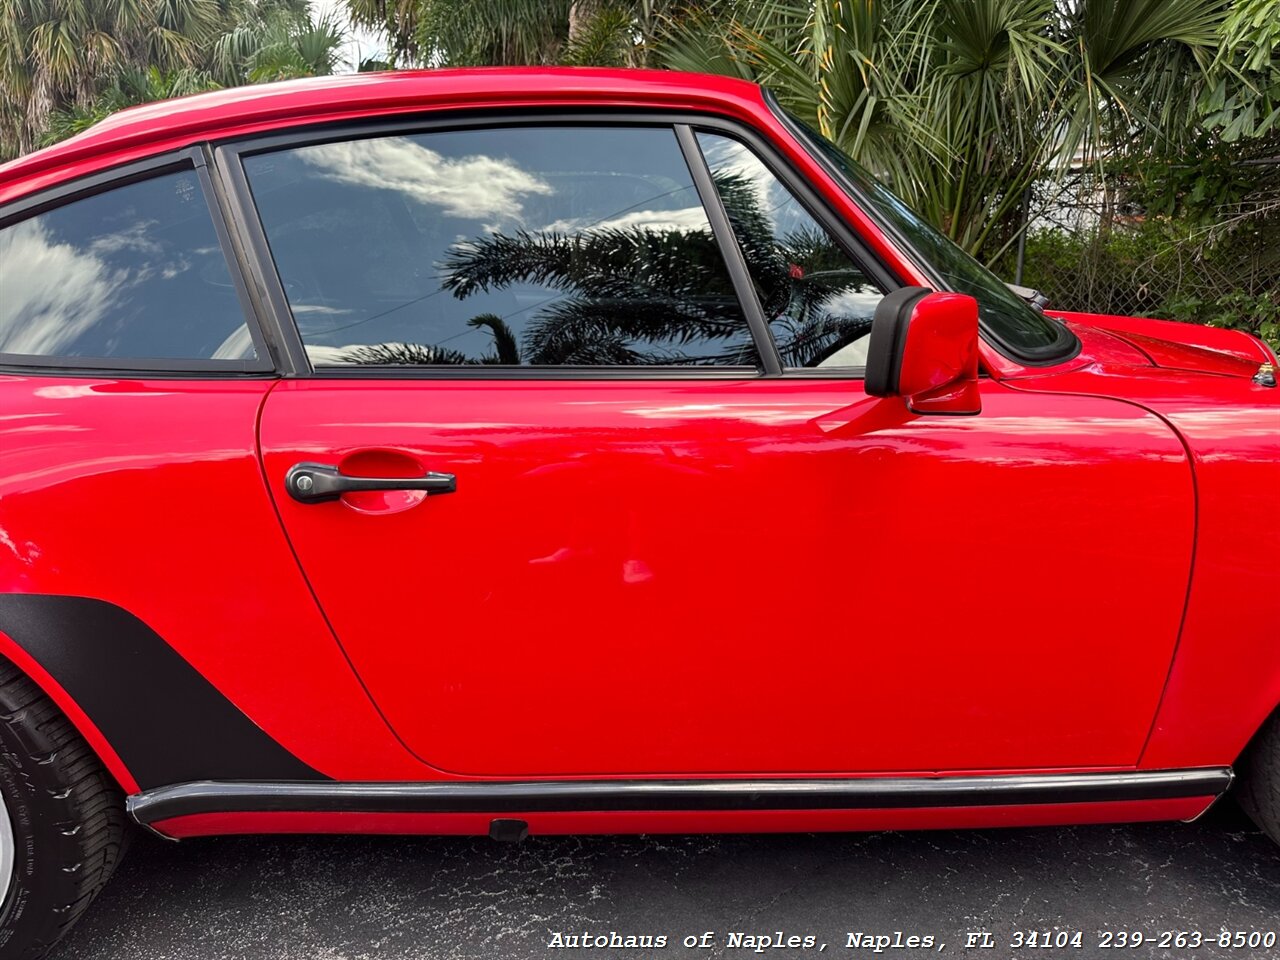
[0, 790, 14, 908]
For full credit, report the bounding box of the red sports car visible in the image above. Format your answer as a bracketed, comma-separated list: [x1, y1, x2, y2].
[0, 68, 1276, 958]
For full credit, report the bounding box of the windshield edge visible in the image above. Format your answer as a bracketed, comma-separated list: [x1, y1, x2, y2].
[763, 89, 1080, 368]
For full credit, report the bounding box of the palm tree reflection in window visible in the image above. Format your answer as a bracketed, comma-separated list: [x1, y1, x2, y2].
[338, 134, 885, 369]
[707, 169, 882, 367]
[439, 210, 761, 365]
[342, 314, 522, 365]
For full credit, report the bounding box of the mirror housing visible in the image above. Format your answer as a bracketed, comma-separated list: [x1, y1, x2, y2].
[865, 287, 982, 415]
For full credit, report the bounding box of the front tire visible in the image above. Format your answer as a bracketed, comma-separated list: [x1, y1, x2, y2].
[1237, 708, 1280, 849]
[0, 660, 129, 958]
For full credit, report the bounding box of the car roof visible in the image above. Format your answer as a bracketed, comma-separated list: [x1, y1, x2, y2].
[0, 67, 767, 203]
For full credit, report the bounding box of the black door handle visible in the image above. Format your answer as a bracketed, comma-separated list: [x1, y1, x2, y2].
[285, 462, 456, 504]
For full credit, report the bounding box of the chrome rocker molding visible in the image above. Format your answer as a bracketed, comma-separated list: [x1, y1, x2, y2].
[127, 768, 1233, 826]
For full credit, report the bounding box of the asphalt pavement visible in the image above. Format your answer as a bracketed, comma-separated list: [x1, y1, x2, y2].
[55, 802, 1280, 960]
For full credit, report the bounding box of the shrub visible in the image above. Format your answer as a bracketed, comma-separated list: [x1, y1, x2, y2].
[1010, 224, 1279, 353]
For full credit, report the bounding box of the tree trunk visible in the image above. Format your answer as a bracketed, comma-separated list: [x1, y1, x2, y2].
[568, 0, 607, 46]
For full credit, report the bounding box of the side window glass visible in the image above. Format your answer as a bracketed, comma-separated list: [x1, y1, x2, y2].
[695, 132, 886, 369]
[0, 170, 256, 363]
[243, 126, 759, 368]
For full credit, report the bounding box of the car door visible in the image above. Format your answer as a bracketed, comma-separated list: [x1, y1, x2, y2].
[238, 117, 1195, 778]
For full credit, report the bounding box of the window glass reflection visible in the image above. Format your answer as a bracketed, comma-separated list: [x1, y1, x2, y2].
[696, 132, 886, 369]
[0, 171, 254, 362]
[244, 126, 758, 368]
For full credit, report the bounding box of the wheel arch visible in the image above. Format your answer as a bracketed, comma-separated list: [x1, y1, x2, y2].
[0, 630, 139, 793]
[1236, 701, 1280, 765]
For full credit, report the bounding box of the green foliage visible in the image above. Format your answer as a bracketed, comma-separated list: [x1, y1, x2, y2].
[1126, 137, 1262, 227]
[344, 0, 702, 70]
[40, 66, 219, 145]
[562, 4, 636, 67]
[345, 0, 572, 66]
[0, 0, 227, 157]
[1201, 0, 1280, 141]
[659, 0, 1236, 262]
[1011, 221, 1279, 352]
[213, 7, 346, 83]
[1, 0, 346, 158]
[1167, 290, 1280, 351]
[663, 0, 944, 198]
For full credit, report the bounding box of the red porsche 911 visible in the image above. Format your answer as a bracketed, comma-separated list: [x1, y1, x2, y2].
[0, 68, 1276, 958]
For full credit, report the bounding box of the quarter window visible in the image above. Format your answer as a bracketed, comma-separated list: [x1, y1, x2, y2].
[695, 132, 886, 369]
[0, 170, 256, 364]
[243, 126, 759, 368]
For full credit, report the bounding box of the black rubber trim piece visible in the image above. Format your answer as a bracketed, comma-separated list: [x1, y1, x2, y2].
[0, 594, 327, 789]
[865, 286, 930, 397]
[676, 123, 782, 376]
[128, 768, 1233, 825]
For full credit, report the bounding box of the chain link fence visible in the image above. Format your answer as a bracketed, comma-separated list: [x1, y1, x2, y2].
[1007, 162, 1280, 332]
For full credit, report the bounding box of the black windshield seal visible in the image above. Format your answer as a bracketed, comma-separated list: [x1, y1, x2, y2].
[765, 90, 1079, 367]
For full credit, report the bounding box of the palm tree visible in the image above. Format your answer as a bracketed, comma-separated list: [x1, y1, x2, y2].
[0, 0, 225, 157]
[343, 0, 708, 68]
[2, 0, 348, 158]
[658, 0, 1230, 262]
[40, 65, 217, 145]
[345, 0, 569, 66]
[213, 4, 348, 84]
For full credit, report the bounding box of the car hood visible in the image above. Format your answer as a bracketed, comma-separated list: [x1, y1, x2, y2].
[1052, 311, 1273, 380]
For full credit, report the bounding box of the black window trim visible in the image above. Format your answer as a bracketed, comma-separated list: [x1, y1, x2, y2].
[675, 123, 782, 377]
[763, 89, 1081, 368]
[211, 108, 904, 381]
[0, 147, 276, 377]
[682, 122, 898, 377]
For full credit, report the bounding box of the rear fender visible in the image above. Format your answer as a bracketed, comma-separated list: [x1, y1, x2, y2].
[0, 594, 327, 793]
[0, 629, 138, 793]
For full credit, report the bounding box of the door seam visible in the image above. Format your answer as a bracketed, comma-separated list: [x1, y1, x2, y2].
[252, 381, 451, 776]
[999, 380, 1201, 768]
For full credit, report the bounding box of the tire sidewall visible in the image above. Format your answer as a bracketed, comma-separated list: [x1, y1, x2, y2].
[0, 713, 57, 953]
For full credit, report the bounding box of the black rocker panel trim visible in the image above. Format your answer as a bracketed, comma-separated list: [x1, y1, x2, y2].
[128, 768, 1233, 824]
[0, 594, 326, 788]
